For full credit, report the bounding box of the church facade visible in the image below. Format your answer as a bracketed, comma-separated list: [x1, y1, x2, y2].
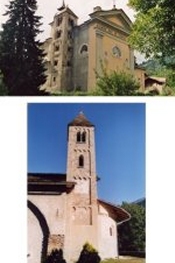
[28, 112, 130, 263]
[41, 2, 145, 94]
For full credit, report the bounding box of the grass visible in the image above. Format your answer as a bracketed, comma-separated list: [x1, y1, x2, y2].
[101, 257, 145, 263]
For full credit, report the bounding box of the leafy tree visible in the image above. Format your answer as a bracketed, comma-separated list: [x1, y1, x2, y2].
[118, 202, 145, 254]
[93, 67, 140, 96]
[0, 0, 46, 95]
[128, 0, 175, 68]
[76, 242, 101, 263]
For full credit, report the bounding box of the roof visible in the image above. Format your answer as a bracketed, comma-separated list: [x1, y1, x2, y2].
[28, 173, 76, 195]
[68, 112, 94, 127]
[145, 76, 166, 84]
[98, 199, 131, 223]
[56, 5, 78, 19]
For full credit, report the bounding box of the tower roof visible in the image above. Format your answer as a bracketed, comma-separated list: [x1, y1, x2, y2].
[56, 1, 78, 18]
[68, 112, 94, 127]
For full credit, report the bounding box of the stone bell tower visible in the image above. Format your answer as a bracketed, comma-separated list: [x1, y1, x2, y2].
[46, 1, 78, 92]
[65, 112, 98, 261]
[67, 111, 98, 217]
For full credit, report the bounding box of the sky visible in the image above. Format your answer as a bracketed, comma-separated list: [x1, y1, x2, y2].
[0, 0, 145, 62]
[28, 102, 145, 205]
[0, 0, 135, 41]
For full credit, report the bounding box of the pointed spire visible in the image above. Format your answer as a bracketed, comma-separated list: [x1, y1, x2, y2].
[58, 0, 66, 11]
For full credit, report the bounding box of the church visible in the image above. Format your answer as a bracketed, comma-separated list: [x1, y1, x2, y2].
[28, 112, 131, 263]
[41, 1, 146, 94]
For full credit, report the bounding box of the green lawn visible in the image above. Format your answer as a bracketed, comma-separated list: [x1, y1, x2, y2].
[101, 257, 145, 263]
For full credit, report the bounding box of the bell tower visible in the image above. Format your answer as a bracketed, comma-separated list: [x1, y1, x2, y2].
[47, 1, 78, 92]
[65, 112, 99, 261]
[66, 112, 97, 207]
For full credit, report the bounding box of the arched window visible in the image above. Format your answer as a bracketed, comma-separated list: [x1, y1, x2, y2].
[57, 17, 62, 27]
[77, 132, 81, 142]
[76, 131, 86, 143]
[79, 155, 84, 167]
[82, 131, 86, 142]
[68, 18, 74, 27]
[55, 45, 60, 52]
[112, 46, 121, 57]
[55, 30, 62, 39]
[80, 44, 88, 54]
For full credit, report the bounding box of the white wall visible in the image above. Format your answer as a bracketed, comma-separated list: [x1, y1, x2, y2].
[98, 204, 118, 259]
[28, 208, 43, 263]
[28, 194, 67, 234]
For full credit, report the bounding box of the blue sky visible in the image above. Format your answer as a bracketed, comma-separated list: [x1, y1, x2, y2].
[28, 103, 145, 204]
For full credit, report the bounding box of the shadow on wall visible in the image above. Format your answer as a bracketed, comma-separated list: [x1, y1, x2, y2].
[27, 200, 50, 262]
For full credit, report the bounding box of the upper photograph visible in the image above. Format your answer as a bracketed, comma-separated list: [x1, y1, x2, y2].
[0, 0, 173, 96]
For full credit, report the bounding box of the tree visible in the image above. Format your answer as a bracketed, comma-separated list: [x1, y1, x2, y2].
[93, 66, 140, 96]
[0, 0, 46, 95]
[0, 70, 8, 95]
[128, 0, 175, 68]
[76, 242, 101, 263]
[44, 249, 66, 263]
[118, 202, 145, 255]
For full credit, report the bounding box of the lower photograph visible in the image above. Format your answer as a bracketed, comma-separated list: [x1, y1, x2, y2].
[27, 103, 145, 263]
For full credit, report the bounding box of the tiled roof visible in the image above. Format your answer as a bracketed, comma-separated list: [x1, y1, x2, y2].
[28, 173, 75, 194]
[98, 199, 131, 223]
[28, 173, 66, 182]
[68, 112, 94, 127]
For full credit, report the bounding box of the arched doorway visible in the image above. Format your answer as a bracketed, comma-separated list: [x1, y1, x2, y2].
[27, 200, 50, 263]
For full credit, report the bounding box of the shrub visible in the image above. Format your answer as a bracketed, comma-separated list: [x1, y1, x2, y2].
[76, 242, 101, 263]
[44, 249, 66, 263]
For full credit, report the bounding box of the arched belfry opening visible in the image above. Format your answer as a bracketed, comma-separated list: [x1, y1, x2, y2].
[77, 131, 81, 142]
[82, 131, 86, 142]
[76, 131, 86, 143]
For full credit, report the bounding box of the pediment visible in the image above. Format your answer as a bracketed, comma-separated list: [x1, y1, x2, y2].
[90, 8, 132, 33]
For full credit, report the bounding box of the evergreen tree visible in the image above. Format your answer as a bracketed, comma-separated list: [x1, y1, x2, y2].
[0, 0, 46, 95]
[76, 242, 101, 263]
[45, 249, 66, 263]
[0, 70, 8, 95]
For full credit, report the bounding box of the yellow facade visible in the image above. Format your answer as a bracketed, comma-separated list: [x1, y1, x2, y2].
[42, 5, 145, 93]
[86, 8, 135, 91]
